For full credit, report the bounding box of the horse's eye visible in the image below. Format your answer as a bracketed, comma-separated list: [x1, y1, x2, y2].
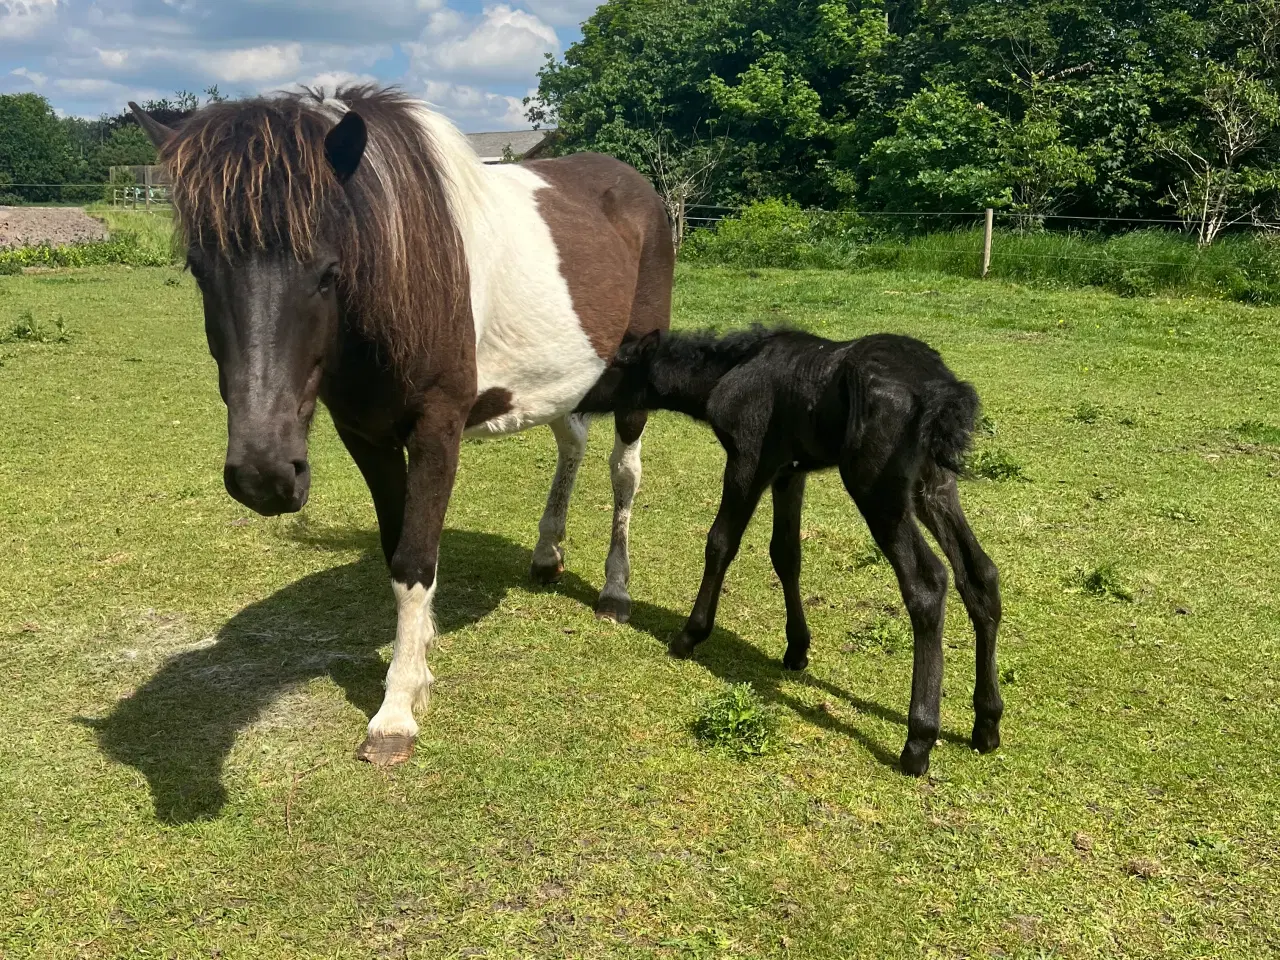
[317, 266, 338, 297]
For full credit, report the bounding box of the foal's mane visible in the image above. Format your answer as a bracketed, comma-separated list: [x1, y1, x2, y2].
[160, 84, 468, 372]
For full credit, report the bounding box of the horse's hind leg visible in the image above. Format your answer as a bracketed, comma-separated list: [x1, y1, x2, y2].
[770, 470, 811, 670]
[915, 466, 1003, 753]
[846, 468, 948, 777]
[531, 413, 589, 584]
[596, 410, 647, 623]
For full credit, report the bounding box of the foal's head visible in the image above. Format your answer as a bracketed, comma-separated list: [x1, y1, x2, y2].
[133, 88, 464, 516]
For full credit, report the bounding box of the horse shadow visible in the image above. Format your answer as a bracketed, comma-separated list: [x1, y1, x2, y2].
[85, 527, 932, 824]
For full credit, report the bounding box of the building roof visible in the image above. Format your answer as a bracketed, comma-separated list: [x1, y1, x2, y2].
[465, 129, 554, 162]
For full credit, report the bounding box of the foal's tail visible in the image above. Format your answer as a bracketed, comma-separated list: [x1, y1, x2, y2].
[921, 377, 981, 474]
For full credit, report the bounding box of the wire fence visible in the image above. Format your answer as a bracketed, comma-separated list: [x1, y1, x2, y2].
[679, 203, 1280, 277]
[1, 183, 172, 209]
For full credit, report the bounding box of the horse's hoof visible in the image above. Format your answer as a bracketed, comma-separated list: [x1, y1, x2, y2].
[356, 733, 415, 766]
[668, 631, 699, 659]
[972, 719, 1001, 754]
[595, 595, 631, 624]
[899, 739, 932, 777]
[530, 559, 565, 585]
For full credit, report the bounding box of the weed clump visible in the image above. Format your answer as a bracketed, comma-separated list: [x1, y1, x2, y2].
[2, 310, 69, 344]
[1074, 563, 1134, 602]
[693, 683, 779, 757]
[1072, 402, 1102, 424]
[843, 614, 907, 655]
[1232, 420, 1280, 446]
[967, 448, 1028, 482]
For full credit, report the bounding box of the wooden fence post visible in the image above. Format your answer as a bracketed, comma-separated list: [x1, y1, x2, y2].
[981, 208, 994, 278]
[676, 195, 686, 250]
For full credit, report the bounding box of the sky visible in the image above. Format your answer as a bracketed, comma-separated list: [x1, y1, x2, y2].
[0, 0, 604, 131]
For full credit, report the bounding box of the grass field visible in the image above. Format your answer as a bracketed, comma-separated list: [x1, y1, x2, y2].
[2, 262, 1279, 958]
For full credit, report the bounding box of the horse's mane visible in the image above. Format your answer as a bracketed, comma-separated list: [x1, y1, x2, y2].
[159, 84, 468, 373]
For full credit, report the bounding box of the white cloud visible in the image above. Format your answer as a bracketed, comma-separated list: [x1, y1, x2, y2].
[195, 43, 304, 83]
[420, 79, 527, 129]
[1, 1, 580, 128]
[0, 0, 58, 39]
[96, 48, 130, 69]
[416, 5, 557, 81]
[9, 65, 46, 86]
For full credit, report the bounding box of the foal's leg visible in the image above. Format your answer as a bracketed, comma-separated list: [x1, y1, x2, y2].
[769, 470, 811, 671]
[915, 467, 1003, 753]
[531, 413, 590, 584]
[596, 410, 647, 623]
[358, 390, 465, 766]
[847, 471, 949, 776]
[670, 455, 771, 657]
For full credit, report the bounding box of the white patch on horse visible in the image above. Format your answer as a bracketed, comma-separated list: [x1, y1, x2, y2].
[366, 579, 437, 740]
[601, 429, 642, 605]
[402, 106, 605, 437]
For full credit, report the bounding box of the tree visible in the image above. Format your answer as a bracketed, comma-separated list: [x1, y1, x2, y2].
[0, 93, 75, 201]
[1159, 66, 1280, 244]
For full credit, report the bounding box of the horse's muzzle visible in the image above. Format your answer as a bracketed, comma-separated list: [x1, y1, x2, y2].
[224, 457, 311, 515]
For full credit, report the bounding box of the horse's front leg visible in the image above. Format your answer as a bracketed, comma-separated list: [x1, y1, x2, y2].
[596, 410, 647, 623]
[357, 392, 465, 766]
[531, 413, 589, 583]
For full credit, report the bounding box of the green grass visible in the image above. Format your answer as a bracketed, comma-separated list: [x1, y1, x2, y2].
[2, 263, 1279, 957]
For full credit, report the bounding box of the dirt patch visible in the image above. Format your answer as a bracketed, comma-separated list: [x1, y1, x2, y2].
[0, 206, 107, 249]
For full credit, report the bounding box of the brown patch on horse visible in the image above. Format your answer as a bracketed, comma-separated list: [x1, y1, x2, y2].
[158, 85, 468, 377]
[526, 153, 674, 360]
[465, 387, 514, 428]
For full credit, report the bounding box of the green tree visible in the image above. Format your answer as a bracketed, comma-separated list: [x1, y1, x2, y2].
[0, 93, 76, 201]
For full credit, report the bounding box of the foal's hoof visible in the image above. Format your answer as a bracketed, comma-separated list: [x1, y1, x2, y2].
[529, 559, 565, 585]
[971, 719, 1001, 754]
[668, 631, 702, 659]
[356, 733, 416, 767]
[782, 647, 809, 672]
[595, 595, 632, 624]
[899, 740, 933, 777]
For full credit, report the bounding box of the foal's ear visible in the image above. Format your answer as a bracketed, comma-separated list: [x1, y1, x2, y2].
[325, 111, 367, 184]
[129, 102, 176, 149]
[635, 329, 662, 354]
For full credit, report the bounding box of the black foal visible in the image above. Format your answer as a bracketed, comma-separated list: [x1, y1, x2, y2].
[577, 327, 1003, 775]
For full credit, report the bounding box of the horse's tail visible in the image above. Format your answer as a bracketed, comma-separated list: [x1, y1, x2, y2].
[921, 377, 981, 474]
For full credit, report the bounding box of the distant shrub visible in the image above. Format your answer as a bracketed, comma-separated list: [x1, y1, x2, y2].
[0, 228, 177, 271]
[681, 199, 869, 269]
[0, 262, 21, 276]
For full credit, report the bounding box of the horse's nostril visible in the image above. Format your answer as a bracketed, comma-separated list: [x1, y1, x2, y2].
[292, 460, 308, 478]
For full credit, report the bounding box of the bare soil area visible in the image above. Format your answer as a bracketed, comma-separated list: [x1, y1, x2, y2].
[0, 206, 107, 249]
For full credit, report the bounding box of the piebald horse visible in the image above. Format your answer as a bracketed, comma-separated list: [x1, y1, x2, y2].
[130, 86, 674, 765]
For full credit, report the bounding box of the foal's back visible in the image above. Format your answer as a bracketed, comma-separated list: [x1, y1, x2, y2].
[706, 332, 960, 472]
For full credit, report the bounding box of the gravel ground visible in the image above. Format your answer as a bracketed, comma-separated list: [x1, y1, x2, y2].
[0, 207, 108, 249]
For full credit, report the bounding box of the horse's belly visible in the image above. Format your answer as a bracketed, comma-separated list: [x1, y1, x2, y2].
[464, 322, 606, 438]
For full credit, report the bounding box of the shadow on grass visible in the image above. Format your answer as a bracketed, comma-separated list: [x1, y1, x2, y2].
[85, 525, 921, 824]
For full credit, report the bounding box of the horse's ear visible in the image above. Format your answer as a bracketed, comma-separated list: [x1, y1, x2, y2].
[324, 111, 367, 184]
[129, 102, 176, 149]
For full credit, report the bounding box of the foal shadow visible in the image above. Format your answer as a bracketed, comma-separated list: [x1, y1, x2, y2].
[540, 576, 955, 769]
[85, 525, 931, 824]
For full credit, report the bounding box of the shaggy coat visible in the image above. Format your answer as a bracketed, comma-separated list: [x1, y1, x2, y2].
[578, 327, 1004, 776]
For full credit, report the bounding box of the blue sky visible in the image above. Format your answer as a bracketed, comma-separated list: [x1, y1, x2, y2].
[0, 1, 603, 130]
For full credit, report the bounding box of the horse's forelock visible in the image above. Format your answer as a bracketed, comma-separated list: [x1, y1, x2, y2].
[161, 86, 468, 377]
